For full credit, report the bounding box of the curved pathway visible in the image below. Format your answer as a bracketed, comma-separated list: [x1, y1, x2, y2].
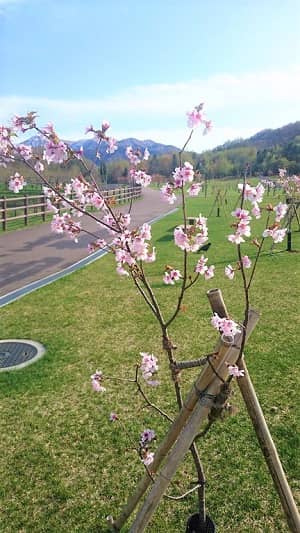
[0, 188, 177, 302]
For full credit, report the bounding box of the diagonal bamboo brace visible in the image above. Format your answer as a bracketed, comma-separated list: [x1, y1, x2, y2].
[207, 288, 300, 533]
[113, 307, 258, 531]
[129, 309, 259, 532]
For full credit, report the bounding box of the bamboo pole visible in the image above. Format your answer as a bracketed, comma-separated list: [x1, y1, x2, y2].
[113, 310, 259, 531]
[129, 310, 259, 532]
[207, 289, 300, 533]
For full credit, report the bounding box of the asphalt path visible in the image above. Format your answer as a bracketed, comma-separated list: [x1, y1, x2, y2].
[0, 188, 178, 299]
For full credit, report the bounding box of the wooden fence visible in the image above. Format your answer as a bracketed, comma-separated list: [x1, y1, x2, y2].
[0, 185, 142, 231]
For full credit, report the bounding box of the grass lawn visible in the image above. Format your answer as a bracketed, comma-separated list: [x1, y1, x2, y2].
[0, 182, 299, 532]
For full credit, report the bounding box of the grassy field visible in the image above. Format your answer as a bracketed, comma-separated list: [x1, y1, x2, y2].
[0, 182, 299, 532]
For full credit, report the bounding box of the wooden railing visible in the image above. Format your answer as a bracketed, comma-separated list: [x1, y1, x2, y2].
[0, 185, 142, 231]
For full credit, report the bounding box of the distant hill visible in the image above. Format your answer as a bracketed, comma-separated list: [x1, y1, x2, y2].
[214, 121, 300, 151]
[23, 135, 179, 164]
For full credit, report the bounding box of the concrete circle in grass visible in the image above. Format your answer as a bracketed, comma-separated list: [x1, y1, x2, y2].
[0, 339, 46, 372]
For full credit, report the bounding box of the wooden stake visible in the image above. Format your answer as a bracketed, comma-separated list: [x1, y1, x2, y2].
[113, 311, 258, 531]
[129, 310, 259, 532]
[207, 288, 300, 533]
[114, 311, 258, 530]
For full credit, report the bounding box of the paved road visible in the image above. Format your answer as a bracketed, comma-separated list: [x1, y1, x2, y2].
[0, 188, 177, 297]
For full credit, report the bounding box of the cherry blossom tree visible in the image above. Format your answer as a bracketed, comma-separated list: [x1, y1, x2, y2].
[0, 104, 291, 530]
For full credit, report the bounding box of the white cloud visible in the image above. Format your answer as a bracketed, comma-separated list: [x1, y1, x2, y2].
[1, 66, 300, 150]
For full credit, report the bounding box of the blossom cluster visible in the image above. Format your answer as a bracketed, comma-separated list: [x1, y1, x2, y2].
[211, 313, 241, 339]
[195, 255, 215, 280]
[160, 162, 202, 204]
[8, 172, 27, 193]
[139, 428, 156, 466]
[126, 146, 152, 187]
[225, 255, 251, 280]
[174, 214, 209, 253]
[140, 352, 159, 386]
[186, 103, 212, 134]
[86, 120, 118, 155]
[228, 182, 288, 247]
[227, 364, 245, 378]
[163, 268, 182, 285]
[278, 168, 300, 196]
[228, 207, 252, 244]
[51, 213, 81, 243]
[111, 222, 156, 276]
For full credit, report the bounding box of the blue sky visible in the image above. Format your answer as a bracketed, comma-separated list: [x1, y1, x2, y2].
[1, 0, 300, 151]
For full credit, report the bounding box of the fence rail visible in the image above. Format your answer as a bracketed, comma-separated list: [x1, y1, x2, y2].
[0, 185, 142, 231]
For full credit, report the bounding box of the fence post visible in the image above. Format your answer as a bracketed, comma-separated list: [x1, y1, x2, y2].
[1, 196, 6, 231]
[42, 194, 46, 222]
[24, 194, 28, 226]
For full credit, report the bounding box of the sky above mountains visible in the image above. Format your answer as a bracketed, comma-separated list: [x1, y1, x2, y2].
[1, 0, 300, 152]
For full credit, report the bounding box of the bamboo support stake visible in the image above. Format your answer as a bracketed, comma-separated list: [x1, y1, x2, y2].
[207, 288, 300, 533]
[129, 310, 259, 532]
[113, 311, 259, 531]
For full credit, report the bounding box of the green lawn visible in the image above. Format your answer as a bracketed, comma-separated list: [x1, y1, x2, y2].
[0, 183, 299, 532]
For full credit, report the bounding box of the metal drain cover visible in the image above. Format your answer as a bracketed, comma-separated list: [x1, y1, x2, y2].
[0, 339, 45, 371]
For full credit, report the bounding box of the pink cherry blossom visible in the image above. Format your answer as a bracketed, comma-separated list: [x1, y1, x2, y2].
[161, 183, 177, 204]
[102, 120, 110, 132]
[163, 269, 182, 285]
[242, 255, 252, 268]
[50, 213, 81, 242]
[225, 265, 235, 280]
[43, 140, 68, 165]
[88, 239, 107, 254]
[211, 313, 241, 338]
[12, 112, 37, 132]
[139, 223, 151, 240]
[42, 122, 55, 135]
[90, 192, 105, 210]
[274, 202, 288, 222]
[251, 203, 261, 219]
[91, 370, 106, 392]
[195, 255, 208, 275]
[263, 228, 287, 243]
[228, 233, 245, 245]
[188, 182, 202, 197]
[130, 169, 152, 187]
[204, 265, 215, 280]
[187, 108, 203, 128]
[142, 451, 154, 466]
[106, 137, 118, 154]
[172, 162, 194, 187]
[9, 172, 26, 193]
[17, 144, 32, 160]
[227, 365, 245, 378]
[140, 352, 159, 386]
[238, 182, 265, 204]
[140, 429, 156, 445]
[174, 219, 208, 253]
[34, 160, 44, 173]
[231, 208, 251, 222]
[126, 146, 141, 165]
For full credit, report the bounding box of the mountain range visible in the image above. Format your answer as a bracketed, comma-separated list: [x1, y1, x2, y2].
[213, 121, 300, 152]
[23, 120, 300, 164]
[23, 135, 179, 164]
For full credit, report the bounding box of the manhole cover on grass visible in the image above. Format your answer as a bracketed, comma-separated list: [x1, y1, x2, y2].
[0, 340, 46, 371]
